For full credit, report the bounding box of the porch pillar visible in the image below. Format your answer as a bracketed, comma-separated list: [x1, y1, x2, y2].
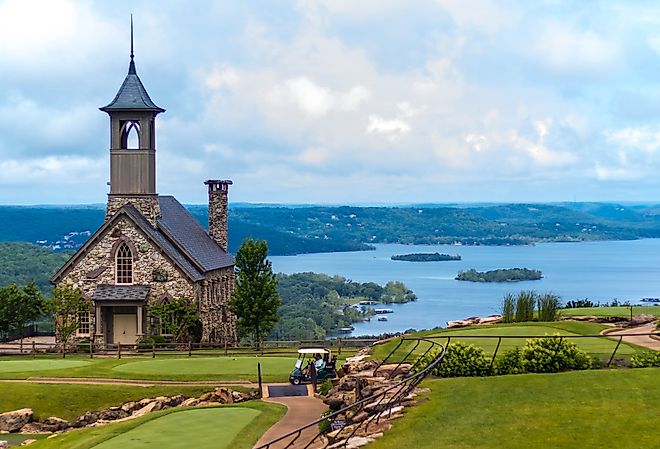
[94, 305, 103, 337]
[137, 305, 144, 337]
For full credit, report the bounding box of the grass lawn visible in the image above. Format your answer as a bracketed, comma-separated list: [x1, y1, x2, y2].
[0, 355, 298, 382]
[560, 305, 660, 318]
[368, 368, 660, 449]
[0, 383, 213, 421]
[371, 321, 642, 361]
[28, 402, 285, 449]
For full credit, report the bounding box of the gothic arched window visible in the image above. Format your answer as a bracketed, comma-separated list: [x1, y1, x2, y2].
[120, 120, 141, 149]
[116, 242, 133, 284]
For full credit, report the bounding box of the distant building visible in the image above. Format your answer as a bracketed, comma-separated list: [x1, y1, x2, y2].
[51, 34, 236, 348]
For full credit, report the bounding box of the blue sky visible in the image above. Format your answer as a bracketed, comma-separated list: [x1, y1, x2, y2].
[2, 0, 660, 205]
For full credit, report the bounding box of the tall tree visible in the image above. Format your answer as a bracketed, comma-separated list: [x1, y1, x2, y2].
[49, 284, 89, 357]
[0, 283, 46, 342]
[229, 239, 280, 349]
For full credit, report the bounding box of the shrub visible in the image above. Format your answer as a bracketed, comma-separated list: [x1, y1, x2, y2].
[319, 379, 333, 396]
[494, 347, 524, 375]
[537, 293, 561, 322]
[501, 293, 515, 323]
[433, 342, 490, 378]
[631, 351, 660, 368]
[318, 410, 333, 434]
[521, 336, 591, 373]
[515, 291, 535, 322]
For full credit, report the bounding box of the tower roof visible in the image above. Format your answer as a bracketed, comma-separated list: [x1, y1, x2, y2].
[100, 17, 165, 114]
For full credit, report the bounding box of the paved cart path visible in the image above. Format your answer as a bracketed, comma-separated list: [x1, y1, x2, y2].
[0, 377, 257, 388]
[254, 384, 328, 449]
[604, 322, 660, 351]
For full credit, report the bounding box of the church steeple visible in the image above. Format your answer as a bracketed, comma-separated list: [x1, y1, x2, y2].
[101, 18, 164, 224]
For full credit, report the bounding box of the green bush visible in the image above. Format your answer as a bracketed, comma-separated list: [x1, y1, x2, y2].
[494, 347, 524, 375]
[319, 379, 333, 396]
[318, 410, 333, 434]
[137, 335, 167, 350]
[521, 336, 591, 373]
[432, 342, 490, 378]
[630, 351, 660, 368]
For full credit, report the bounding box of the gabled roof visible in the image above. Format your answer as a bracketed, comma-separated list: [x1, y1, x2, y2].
[51, 204, 204, 284]
[100, 59, 165, 113]
[157, 196, 235, 271]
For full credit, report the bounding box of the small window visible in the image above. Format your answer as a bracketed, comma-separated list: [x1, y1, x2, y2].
[116, 242, 133, 284]
[77, 309, 91, 336]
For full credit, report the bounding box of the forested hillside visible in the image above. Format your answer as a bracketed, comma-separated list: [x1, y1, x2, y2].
[2, 202, 660, 256]
[0, 242, 71, 292]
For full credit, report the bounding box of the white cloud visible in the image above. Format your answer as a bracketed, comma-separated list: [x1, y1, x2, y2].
[594, 164, 642, 181]
[605, 127, 660, 153]
[0, 156, 104, 184]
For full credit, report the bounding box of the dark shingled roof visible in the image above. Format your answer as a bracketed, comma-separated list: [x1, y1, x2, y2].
[157, 196, 235, 272]
[92, 284, 150, 302]
[122, 204, 205, 282]
[100, 60, 165, 113]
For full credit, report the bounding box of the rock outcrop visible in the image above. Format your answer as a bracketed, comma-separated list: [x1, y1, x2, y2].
[0, 408, 33, 432]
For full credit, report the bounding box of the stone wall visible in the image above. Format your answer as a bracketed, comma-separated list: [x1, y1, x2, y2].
[59, 217, 195, 345]
[106, 195, 160, 225]
[198, 267, 237, 344]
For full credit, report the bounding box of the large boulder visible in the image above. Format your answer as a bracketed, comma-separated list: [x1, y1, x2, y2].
[0, 408, 33, 432]
[0, 440, 8, 449]
[212, 387, 234, 404]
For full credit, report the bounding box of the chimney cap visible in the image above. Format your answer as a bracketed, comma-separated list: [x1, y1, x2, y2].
[204, 179, 233, 185]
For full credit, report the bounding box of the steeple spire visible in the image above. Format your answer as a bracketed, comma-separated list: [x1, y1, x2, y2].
[128, 15, 136, 75]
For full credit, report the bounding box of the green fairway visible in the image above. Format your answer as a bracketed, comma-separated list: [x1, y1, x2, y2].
[0, 359, 91, 372]
[372, 321, 642, 361]
[0, 355, 297, 382]
[0, 383, 212, 421]
[561, 305, 660, 318]
[369, 368, 660, 449]
[111, 357, 296, 381]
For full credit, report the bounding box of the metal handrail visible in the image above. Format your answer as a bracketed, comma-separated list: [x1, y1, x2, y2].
[255, 337, 446, 449]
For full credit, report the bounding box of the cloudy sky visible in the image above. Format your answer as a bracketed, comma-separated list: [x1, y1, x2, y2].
[2, 0, 660, 205]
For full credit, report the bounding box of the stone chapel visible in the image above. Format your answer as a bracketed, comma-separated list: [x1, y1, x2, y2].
[51, 36, 237, 348]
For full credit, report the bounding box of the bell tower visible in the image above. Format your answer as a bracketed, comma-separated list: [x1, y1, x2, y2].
[100, 17, 165, 225]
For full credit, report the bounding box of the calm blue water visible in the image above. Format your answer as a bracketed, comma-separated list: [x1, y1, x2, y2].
[270, 240, 660, 336]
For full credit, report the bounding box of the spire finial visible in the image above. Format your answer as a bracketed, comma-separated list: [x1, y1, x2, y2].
[130, 14, 134, 60]
[128, 15, 136, 75]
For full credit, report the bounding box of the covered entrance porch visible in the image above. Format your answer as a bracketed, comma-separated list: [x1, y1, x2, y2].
[91, 285, 150, 347]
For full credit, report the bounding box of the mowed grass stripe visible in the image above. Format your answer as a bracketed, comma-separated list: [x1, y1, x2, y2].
[111, 357, 296, 380]
[0, 359, 91, 373]
[91, 408, 260, 449]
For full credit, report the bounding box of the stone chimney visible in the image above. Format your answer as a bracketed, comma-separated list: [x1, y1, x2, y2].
[204, 179, 232, 252]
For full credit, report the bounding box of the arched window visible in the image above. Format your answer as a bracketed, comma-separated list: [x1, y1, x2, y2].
[120, 120, 141, 149]
[116, 242, 133, 284]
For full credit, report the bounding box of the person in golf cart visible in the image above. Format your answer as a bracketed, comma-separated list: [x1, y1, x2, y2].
[289, 348, 337, 385]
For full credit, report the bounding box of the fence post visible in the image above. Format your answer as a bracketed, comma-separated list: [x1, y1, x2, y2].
[188, 341, 192, 357]
[32, 340, 36, 358]
[19, 338, 23, 354]
[258, 362, 263, 399]
[117, 343, 121, 359]
[224, 339, 228, 356]
[89, 339, 94, 359]
[338, 338, 342, 356]
[152, 341, 156, 358]
[489, 337, 502, 373]
[607, 336, 623, 367]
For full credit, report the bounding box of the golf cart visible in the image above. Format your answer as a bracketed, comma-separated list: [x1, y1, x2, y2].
[289, 348, 337, 385]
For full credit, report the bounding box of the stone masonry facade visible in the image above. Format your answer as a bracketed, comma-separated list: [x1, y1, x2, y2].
[106, 195, 161, 225]
[198, 267, 237, 345]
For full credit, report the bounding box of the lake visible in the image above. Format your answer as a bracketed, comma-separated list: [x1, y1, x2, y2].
[270, 240, 660, 336]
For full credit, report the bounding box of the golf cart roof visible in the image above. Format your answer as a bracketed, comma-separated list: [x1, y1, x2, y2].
[298, 348, 330, 354]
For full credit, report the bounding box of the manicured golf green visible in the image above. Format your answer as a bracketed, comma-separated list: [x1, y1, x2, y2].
[29, 402, 285, 449]
[0, 359, 91, 373]
[111, 357, 296, 380]
[92, 408, 259, 449]
[369, 368, 660, 449]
